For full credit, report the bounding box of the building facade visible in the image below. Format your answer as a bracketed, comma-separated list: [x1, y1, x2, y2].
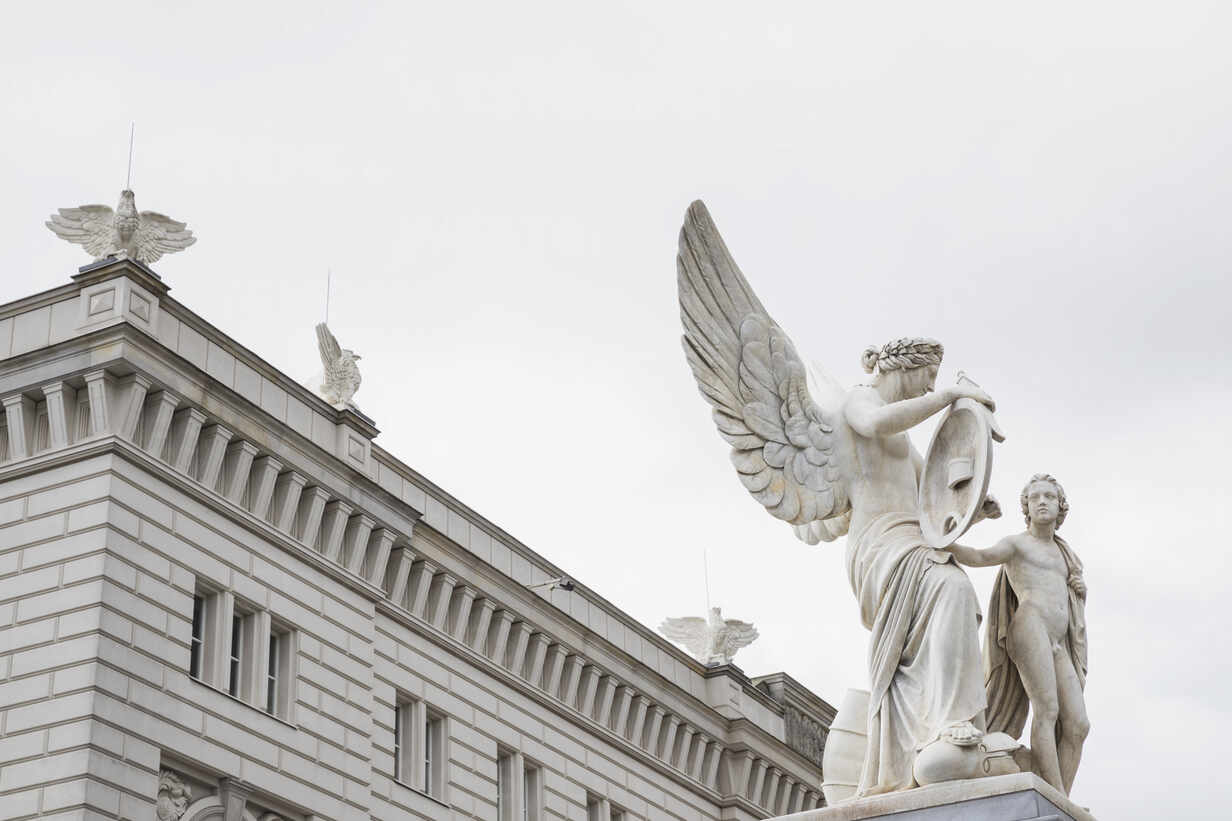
[0, 259, 833, 821]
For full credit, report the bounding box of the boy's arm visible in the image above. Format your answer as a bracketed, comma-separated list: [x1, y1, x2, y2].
[946, 536, 1016, 567]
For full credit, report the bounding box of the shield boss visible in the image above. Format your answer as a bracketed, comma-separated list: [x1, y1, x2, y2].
[919, 398, 994, 547]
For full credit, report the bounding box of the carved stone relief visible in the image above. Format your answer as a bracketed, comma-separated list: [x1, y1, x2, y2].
[156, 770, 192, 821]
[785, 704, 828, 769]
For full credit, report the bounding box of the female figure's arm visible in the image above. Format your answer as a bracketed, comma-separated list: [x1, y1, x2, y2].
[845, 383, 994, 439]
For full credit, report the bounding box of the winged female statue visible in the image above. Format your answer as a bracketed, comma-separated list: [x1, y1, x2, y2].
[677, 200, 998, 796]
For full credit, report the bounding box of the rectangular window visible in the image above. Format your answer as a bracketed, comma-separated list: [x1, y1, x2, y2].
[393, 699, 415, 785]
[190, 587, 226, 684]
[228, 613, 243, 697]
[266, 623, 295, 720]
[394, 702, 405, 782]
[587, 794, 620, 821]
[189, 590, 292, 718]
[266, 631, 280, 714]
[189, 594, 205, 679]
[393, 698, 447, 799]
[497, 750, 514, 821]
[424, 710, 434, 792]
[522, 763, 541, 821]
[424, 710, 445, 797]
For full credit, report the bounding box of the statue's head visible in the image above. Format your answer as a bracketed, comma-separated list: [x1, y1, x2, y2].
[1021, 473, 1068, 529]
[861, 337, 944, 399]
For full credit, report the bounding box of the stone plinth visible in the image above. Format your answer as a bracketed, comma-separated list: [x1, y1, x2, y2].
[770, 773, 1095, 821]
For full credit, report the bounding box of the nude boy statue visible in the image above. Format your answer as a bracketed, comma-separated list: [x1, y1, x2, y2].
[943, 474, 1089, 795]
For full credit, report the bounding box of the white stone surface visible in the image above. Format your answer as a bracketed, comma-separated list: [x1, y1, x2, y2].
[770, 772, 1096, 821]
[312, 323, 362, 409]
[677, 200, 1004, 795]
[820, 689, 867, 805]
[944, 474, 1089, 795]
[659, 606, 758, 666]
[46, 189, 197, 264]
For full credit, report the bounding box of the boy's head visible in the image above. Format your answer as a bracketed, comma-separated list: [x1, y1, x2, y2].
[1021, 473, 1068, 529]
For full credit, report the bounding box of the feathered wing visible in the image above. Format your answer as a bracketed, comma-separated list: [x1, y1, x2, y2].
[132, 211, 196, 263]
[316, 323, 342, 369]
[716, 619, 759, 660]
[46, 205, 116, 259]
[658, 617, 709, 658]
[677, 200, 851, 539]
[791, 512, 853, 545]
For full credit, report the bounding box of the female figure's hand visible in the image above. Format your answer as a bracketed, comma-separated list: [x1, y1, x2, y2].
[945, 382, 996, 412]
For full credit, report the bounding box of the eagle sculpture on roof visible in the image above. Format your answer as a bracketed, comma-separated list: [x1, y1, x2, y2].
[46, 189, 196, 264]
[315, 323, 362, 408]
[659, 606, 759, 666]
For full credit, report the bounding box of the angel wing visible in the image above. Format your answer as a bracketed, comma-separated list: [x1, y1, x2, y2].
[46, 205, 116, 259]
[316, 323, 342, 368]
[716, 619, 759, 660]
[131, 211, 196, 263]
[677, 200, 851, 540]
[658, 617, 709, 658]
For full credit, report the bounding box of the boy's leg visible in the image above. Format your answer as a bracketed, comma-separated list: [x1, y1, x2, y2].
[1007, 613, 1064, 792]
[1054, 649, 1089, 794]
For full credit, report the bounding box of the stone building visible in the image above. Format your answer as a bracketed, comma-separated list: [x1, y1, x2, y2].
[0, 259, 834, 821]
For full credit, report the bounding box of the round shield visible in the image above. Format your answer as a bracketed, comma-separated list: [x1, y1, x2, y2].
[919, 398, 993, 547]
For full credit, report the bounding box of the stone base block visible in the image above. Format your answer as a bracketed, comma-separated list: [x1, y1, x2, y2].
[771, 773, 1095, 821]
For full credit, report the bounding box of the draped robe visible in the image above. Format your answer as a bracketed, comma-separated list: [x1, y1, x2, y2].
[846, 513, 987, 795]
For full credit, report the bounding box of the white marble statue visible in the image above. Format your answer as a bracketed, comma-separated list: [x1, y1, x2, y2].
[677, 200, 1001, 796]
[943, 473, 1089, 795]
[659, 606, 758, 666]
[46, 189, 196, 264]
[314, 323, 362, 408]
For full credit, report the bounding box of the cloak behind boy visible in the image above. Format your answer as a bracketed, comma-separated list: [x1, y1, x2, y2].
[984, 534, 1088, 738]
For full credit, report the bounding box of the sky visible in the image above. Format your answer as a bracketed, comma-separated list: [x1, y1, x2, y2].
[3, 2, 1231, 817]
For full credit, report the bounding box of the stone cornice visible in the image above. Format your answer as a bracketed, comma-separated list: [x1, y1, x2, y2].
[754, 671, 838, 724]
[722, 717, 825, 781]
[0, 323, 411, 531]
[0, 439, 389, 606]
[73, 256, 170, 296]
[0, 282, 81, 320]
[705, 662, 791, 716]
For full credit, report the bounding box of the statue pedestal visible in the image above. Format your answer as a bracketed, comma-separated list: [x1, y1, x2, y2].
[770, 773, 1095, 821]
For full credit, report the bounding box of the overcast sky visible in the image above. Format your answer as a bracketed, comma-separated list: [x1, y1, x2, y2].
[4, 2, 1231, 817]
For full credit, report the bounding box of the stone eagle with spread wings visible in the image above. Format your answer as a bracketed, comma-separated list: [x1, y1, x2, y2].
[678, 200, 852, 545]
[659, 607, 759, 666]
[46, 189, 196, 264]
